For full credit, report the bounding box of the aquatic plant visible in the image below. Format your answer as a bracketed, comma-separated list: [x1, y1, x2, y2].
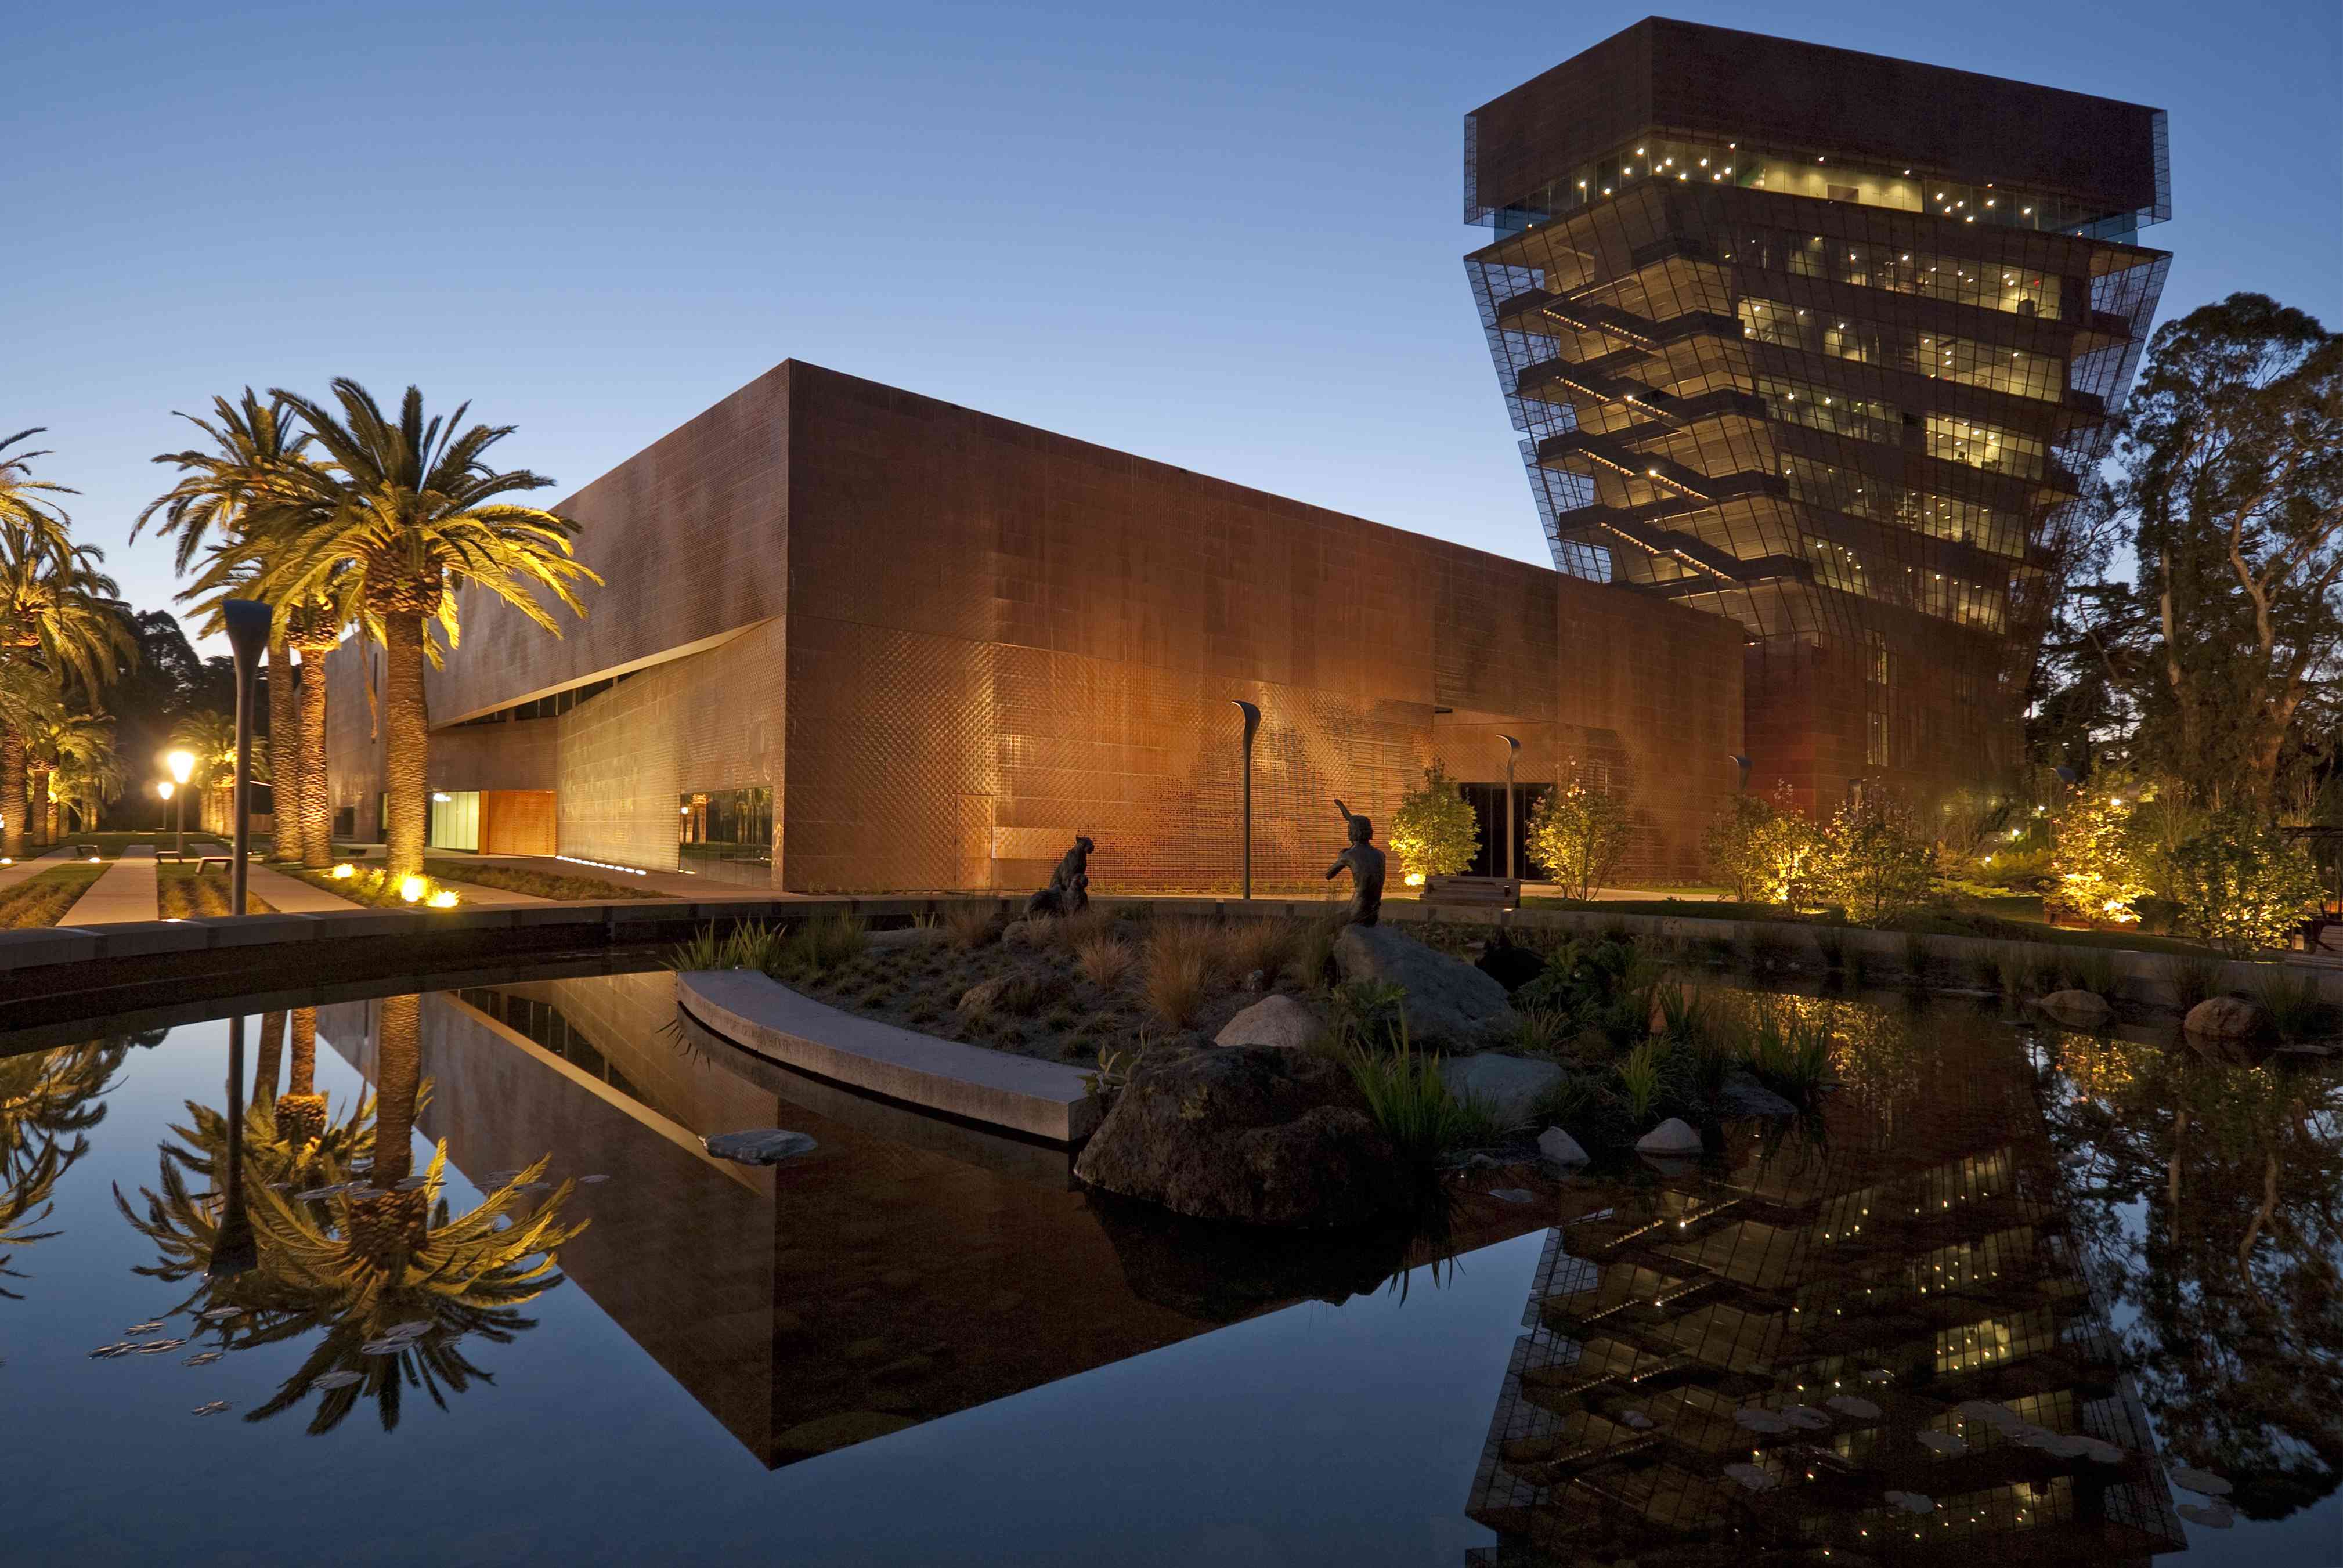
[1813, 925, 1848, 971]
[2163, 951, 2227, 1013]
[1616, 1038, 1668, 1124]
[1651, 980, 1710, 1043]
[1730, 1000, 1833, 1105]
[1342, 1014, 1499, 1166]
[1901, 931, 1930, 983]
[2251, 969, 2326, 1039]
[2059, 948, 2121, 999]
[663, 919, 781, 973]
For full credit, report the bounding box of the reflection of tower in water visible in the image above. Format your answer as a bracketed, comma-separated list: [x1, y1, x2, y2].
[1465, 1010, 2189, 1565]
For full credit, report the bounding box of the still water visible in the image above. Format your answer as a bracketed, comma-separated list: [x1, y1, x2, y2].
[0, 969, 2334, 1566]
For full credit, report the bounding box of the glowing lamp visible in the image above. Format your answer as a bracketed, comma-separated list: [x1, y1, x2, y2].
[88, 856, 101, 864]
[1404, 872, 1426, 888]
[399, 876, 427, 903]
[166, 749, 196, 786]
[432, 792, 453, 803]
[331, 862, 356, 879]
[427, 891, 459, 909]
[157, 781, 175, 801]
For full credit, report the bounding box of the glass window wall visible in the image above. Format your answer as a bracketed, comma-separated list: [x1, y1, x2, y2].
[679, 785, 773, 869]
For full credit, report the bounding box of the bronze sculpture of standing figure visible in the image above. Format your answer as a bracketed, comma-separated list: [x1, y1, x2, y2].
[1324, 799, 1385, 927]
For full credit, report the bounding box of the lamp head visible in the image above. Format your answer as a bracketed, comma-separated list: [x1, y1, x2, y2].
[157, 781, 174, 800]
[166, 749, 196, 785]
[222, 598, 271, 667]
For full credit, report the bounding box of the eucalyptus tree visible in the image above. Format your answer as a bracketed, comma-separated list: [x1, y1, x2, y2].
[139, 392, 322, 862]
[250, 381, 597, 879]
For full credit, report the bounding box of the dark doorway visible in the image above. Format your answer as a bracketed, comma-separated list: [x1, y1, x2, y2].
[1460, 782, 1549, 879]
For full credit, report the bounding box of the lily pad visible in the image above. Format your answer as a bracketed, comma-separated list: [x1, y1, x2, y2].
[2176, 1501, 2234, 1529]
[2169, 1466, 2232, 1497]
[1825, 1395, 1882, 1418]
[1914, 1431, 1966, 1455]
[313, 1370, 364, 1390]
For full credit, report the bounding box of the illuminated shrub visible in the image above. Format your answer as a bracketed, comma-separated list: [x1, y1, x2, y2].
[2171, 808, 2322, 955]
[1526, 765, 1632, 899]
[1814, 794, 1934, 924]
[1387, 763, 1479, 888]
[2045, 774, 2151, 925]
[1702, 782, 1822, 904]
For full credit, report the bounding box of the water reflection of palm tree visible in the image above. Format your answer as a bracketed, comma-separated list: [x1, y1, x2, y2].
[2049, 1034, 2343, 1520]
[1, 1040, 131, 1299]
[275, 1006, 331, 1149]
[115, 995, 588, 1431]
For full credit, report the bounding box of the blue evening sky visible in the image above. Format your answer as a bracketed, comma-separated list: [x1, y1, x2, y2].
[14, 0, 2338, 634]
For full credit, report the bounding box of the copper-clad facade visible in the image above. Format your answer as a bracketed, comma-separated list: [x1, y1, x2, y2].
[325, 362, 1745, 893]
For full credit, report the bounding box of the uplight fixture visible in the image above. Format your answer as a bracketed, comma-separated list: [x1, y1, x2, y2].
[331, 862, 356, 879]
[399, 875, 427, 903]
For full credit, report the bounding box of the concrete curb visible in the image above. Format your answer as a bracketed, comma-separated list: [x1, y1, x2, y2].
[676, 969, 1102, 1144]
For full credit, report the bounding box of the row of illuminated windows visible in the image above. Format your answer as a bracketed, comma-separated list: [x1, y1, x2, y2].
[1781, 456, 2031, 559]
[1757, 373, 1902, 447]
[1803, 536, 2008, 634]
[1720, 225, 2065, 319]
[1738, 297, 2068, 403]
[1927, 413, 2047, 480]
[1497, 130, 2129, 239]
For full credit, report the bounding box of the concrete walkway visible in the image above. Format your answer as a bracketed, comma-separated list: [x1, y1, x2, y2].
[60, 845, 158, 924]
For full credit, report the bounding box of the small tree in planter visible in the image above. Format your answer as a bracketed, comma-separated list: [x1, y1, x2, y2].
[2171, 808, 2323, 954]
[1387, 763, 1479, 888]
[1815, 793, 1934, 925]
[2046, 774, 2153, 925]
[1704, 782, 1823, 905]
[1528, 764, 1633, 899]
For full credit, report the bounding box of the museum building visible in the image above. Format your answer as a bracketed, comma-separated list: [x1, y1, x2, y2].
[324, 20, 2170, 894]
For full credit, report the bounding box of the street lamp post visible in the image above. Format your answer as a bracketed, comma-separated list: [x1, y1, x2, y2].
[165, 749, 194, 859]
[158, 781, 178, 859]
[1232, 701, 1261, 900]
[223, 600, 271, 917]
[1498, 735, 1521, 888]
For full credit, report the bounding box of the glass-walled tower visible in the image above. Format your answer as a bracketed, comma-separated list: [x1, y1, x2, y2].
[1464, 19, 2170, 814]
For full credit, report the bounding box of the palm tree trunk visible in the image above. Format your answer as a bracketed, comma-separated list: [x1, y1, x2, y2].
[347, 992, 429, 1269]
[382, 615, 428, 880]
[0, 728, 25, 859]
[26, 767, 46, 846]
[267, 637, 301, 861]
[255, 1010, 286, 1104]
[297, 648, 331, 868]
[45, 793, 59, 845]
[277, 1005, 326, 1147]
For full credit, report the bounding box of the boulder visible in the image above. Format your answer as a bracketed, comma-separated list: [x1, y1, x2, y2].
[1333, 924, 1518, 1046]
[1537, 1126, 1590, 1165]
[1717, 1070, 1800, 1118]
[956, 977, 1008, 1017]
[1634, 1118, 1703, 1155]
[703, 1129, 818, 1165]
[2034, 988, 2112, 1028]
[1215, 993, 1323, 1050]
[1074, 1046, 1410, 1228]
[1000, 919, 1039, 948]
[1438, 1052, 1563, 1125]
[2184, 995, 2267, 1040]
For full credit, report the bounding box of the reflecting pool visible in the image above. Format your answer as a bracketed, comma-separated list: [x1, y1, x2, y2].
[0, 970, 2333, 1565]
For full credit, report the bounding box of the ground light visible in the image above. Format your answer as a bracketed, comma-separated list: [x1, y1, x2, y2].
[331, 862, 356, 879]
[399, 876, 427, 903]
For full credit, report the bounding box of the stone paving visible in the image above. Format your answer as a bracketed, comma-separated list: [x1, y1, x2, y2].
[59, 845, 160, 926]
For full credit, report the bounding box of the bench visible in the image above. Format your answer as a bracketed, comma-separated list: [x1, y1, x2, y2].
[196, 856, 239, 875]
[74, 844, 99, 858]
[1423, 875, 1521, 911]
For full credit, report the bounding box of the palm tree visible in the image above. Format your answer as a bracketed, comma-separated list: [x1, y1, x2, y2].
[277, 1005, 330, 1148]
[168, 710, 238, 834]
[248, 381, 598, 878]
[0, 544, 134, 857]
[0, 666, 63, 854]
[139, 395, 324, 865]
[30, 705, 114, 844]
[2, 1039, 131, 1299]
[51, 730, 122, 837]
[0, 429, 79, 575]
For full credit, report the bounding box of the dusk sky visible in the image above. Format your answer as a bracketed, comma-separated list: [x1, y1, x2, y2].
[16, 0, 2338, 638]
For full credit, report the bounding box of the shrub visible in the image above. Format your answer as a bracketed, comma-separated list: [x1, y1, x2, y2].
[1703, 782, 1822, 904]
[1074, 933, 1136, 989]
[2171, 808, 2323, 955]
[1615, 1038, 1668, 1125]
[2059, 949, 2120, 998]
[1511, 1006, 1572, 1056]
[1651, 980, 1709, 1042]
[1289, 905, 1346, 989]
[1814, 794, 1935, 924]
[1328, 980, 1409, 1049]
[1388, 763, 1481, 888]
[1813, 926, 1848, 971]
[1143, 923, 1215, 1026]
[944, 903, 1000, 949]
[1526, 764, 1633, 899]
[2045, 775, 2151, 925]
[1222, 919, 1301, 984]
[1901, 931, 1930, 982]
[1994, 949, 2030, 998]
[996, 970, 1072, 1016]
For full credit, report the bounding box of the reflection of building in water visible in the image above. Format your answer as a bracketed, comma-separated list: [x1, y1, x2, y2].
[1464, 1030, 2187, 1564]
[318, 974, 1229, 1467]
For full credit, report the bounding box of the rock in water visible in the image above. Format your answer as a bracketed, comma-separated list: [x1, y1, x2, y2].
[1438, 1053, 1562, 1123]
[1537, 1126, 1590, 1165]
[1214, 993, 1323, 1050]
[1074, 1046, 1410, 1228]
[1332, 924, 1518, 1046]
[1717, 1071, 1800, 1118]
[1635, 1118, 1703, 1155]
[704, 1129, 820, 1165]
[2034, 989, 2113, 1028]
[2183, 996, 2266, 1041]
